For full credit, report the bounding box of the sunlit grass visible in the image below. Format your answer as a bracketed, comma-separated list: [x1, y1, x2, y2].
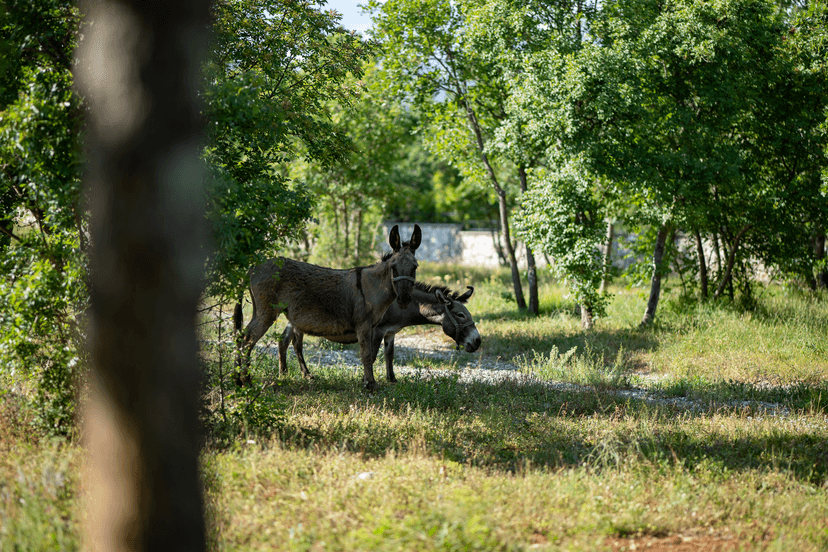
[5, 266, 828, 550]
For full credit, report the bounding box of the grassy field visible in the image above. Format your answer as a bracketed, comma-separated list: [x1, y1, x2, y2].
[2, 263, 828, 551]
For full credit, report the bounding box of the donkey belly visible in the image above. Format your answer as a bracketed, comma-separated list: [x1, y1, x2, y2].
[320, 332, 359, 345]
[287, 305, 355, 337]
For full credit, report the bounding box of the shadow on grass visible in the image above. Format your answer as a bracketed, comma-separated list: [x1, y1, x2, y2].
[650, 375, 828, 413]
[478, 326, 661, 368]
[218, 369, 828, 486]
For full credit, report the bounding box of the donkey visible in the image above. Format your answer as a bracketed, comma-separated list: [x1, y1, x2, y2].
[234, 224, 421, 391]
[277, 282, 481, 382]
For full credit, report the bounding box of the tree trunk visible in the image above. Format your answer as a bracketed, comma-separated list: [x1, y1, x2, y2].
[519, 164, 538, 314]
[526, 245, 539, 314]
[78, 1, 210, 550]
[450, 70, 526, 309]
[497, 188, 527, 309]
[640, 223, 671, 327]
[599, 220, 614, 294]
[712, 230, 723, 280]
[354, 208, 363, 265]
[342, 199, 350, 265]
[580, 304, 594, 330]
[714, 224, 751, 299]
[815, 233, 827, 290]
[694, 229, 708, 300]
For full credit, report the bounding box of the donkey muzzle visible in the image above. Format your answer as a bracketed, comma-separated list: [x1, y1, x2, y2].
[396, 294, 412, 309]
[465, 333, 482, 353]
[393, 275, 415, 309]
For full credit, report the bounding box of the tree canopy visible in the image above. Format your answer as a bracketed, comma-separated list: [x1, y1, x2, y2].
[202, 0, 374, 299]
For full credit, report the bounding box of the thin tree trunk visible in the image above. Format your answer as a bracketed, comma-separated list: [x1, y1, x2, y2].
[496, 189, 527, 309]
[448, 64, 526, 309]
[342, 200, 350, 265]
[526, 245, 539, 314]
[519, 164, 538, 314]
[815, 233, 827, 290]
[580, 304, 594, 330]
[712, 230, 722, 280]
[714, 224, 751, 299]
[695, 229, 708, 299]
[78, 0, 210, 550]
[599, 220, 614, 294]
[640, 223, 671, 327]
[354, 208, 363, 265]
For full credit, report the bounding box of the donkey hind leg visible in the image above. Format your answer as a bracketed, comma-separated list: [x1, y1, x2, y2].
[383, 334, 397, 383]
[358, 325, 380, 392]
[290, 330, 314, 379]
[236, 309, 278, 386]
[277, 324, 293, 376]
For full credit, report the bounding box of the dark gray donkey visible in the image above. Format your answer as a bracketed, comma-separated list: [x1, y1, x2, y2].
[278, 282, 481, 382]
[235, 224, 421, 391]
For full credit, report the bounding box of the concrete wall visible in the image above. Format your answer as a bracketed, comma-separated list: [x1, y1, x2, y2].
[380, 222, 774, 283]
[379, 222, 547, 269]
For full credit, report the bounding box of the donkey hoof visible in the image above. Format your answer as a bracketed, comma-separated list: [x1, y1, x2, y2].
[363, 380, 378, 393]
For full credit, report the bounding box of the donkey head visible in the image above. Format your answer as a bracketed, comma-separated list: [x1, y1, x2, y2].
[435, 286, 481, 353]
[387, 224, 421, 309]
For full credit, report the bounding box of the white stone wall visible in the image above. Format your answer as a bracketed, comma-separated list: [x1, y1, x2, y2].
[380, 222, 547, 269]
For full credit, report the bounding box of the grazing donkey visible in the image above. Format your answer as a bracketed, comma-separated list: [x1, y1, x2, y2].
[278, 283, 481, 382]
[235, 224, 421, 391]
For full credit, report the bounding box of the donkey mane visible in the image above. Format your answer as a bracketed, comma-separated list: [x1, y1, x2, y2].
[413, 281, 464, 302]
[380, 246, 465, 303]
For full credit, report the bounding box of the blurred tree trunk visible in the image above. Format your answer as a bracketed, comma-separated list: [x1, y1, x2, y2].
[815, 233, 827, 290]
[580, 304, 594, 330]
[79, 1, 210, 550]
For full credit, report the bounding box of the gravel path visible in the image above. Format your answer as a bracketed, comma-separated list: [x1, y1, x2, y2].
[259, 329, 824, 422]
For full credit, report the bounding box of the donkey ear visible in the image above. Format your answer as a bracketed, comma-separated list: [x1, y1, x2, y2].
[435, 288, 450, 304]
[457, 286, 474, 303]
[409, 224, 422, 251]
[389, 225, 401, 251]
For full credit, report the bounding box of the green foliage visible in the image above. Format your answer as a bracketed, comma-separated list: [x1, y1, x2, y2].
[0, 0, 87, 437]
[202, 0, 373, 296]
[290, 66, 421, 266]
[517, 162, 611, 318]
[515, 0, 828, 303]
